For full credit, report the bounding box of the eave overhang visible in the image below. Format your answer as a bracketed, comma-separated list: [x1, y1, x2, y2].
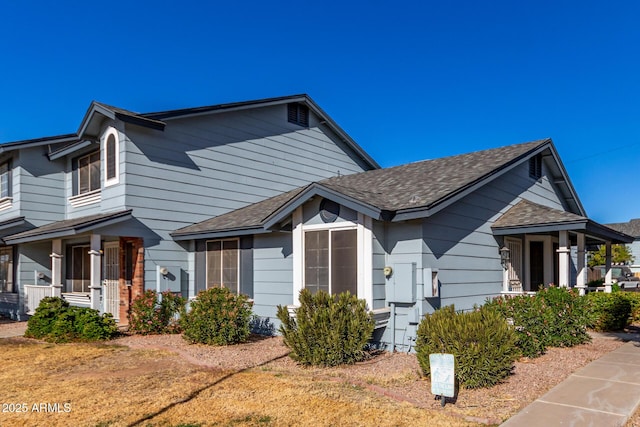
[171, 226, 268, 241]
[3, 210, 133, 244]
[492, 219, 633, 244]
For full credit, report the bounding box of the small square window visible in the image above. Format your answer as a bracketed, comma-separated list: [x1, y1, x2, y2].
[287, 103, 309, 127]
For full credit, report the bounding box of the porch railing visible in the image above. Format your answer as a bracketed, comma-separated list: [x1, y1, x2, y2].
[62, 293, 91, 307]
[24, 285, 54, 315]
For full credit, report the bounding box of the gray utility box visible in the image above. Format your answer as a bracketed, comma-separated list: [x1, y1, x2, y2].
[386, 262, 416, 303]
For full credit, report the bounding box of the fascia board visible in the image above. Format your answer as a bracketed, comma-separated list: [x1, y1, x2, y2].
[48, 140, 95, 160]
[0, 135, 79, 154]
[304, 97, 380, 169]
[171, 227, 268, 241]
[545, 143, 587, 216]
[491, 221, 588, 236]
[152, 96, 308, 121]
[76, 102, 116, 139]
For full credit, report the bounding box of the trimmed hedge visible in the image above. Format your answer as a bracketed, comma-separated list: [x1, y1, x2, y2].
[128, 290, 186, 335]
[276, 289, 374, 367]
[485, 286, 591, 358]
[25, 297, 118, 343]
[586, 291, 631, 331]
[181, 287, 253, 345]
[415, 305, 519, 389]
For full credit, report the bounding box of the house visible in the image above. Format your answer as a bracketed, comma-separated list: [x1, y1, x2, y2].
[604, 219, 640, 273]
[0, 94, 631, 352]
[173, 138, 632, 351]
[0, 95, 378, 322]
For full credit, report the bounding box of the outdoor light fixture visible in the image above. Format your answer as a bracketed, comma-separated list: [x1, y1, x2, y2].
[500, 246, 510, 270]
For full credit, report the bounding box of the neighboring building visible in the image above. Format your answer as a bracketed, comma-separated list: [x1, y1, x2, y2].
[173, 138, 632, 351]
[604, 219, 640, 273]
[0, 95, 378, 321]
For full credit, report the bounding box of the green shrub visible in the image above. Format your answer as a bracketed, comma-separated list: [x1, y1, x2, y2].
[537, 286, 591, 348]
[586, 292, 631, 331]
[415, 305, 519, 389]
[621, 292, 640, 322]
[484, 294, 546, 358]
[181, 287, 253, 345]
[276, 289, 374, 367]
[128, 290, 186, 335]
[25, 297, 118, 343]
[485, 287, 591, 358]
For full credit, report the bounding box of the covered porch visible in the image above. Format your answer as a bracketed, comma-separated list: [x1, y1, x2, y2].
[4, 210, 144, 323]
[492, 200, 633, 296]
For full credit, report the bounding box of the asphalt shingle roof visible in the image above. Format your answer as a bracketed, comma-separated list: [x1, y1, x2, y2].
[174, 139, 550, 237]
[319, 139, 548, 212]
[491, 200, 587, 228]
[606, 219, 640, 238]
[172, 188, 305, 236]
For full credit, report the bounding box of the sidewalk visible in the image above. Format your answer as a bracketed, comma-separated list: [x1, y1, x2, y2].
[0, 320, 27, 338]
[502, 335, 640, 427]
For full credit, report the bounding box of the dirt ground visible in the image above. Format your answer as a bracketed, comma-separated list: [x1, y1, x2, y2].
[1, 319, 635, 427]
[0, 334, 473, 427]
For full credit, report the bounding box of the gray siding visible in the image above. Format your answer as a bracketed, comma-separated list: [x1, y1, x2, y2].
[374, 161, 568, 350]
[127, 105, 370, 293]
[252, 232, 293, 329]
[372, 220, 386, 310]
[1, 148, 66, 227]
[422, 160, 566, 312]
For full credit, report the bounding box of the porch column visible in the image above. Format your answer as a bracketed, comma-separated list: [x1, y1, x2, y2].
[89, 234, 102, 310]
[50, 239, 63, 297]
[605, 242, 613, 293]
[557, 230, 570, 288]
[292, 207, 303, 306]
[576, 233, 586, 296]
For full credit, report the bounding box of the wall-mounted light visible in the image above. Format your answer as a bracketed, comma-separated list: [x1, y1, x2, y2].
[383, 266, 393, 278]
[500, 246, 510, 270]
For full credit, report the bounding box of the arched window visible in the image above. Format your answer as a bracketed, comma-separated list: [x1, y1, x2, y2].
[104, 128, 119, 186]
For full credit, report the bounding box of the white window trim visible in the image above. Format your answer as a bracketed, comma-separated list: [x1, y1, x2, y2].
[68, 189, 101, 207]
[0, 197, 12, 212]
[205, 238, 240, 294]
[292, 207, 373, 309]
[103, 127, 120, 187]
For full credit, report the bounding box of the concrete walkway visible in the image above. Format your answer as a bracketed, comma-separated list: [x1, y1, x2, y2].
[502, 338, 640, 427]
[0, 320, 27, 338]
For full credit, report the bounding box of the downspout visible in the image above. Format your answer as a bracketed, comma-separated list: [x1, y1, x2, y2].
[384, 221, 396, 352]
[390, 302, 396, 352]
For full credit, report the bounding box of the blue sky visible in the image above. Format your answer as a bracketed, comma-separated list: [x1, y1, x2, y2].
[1, 1, 638, 223]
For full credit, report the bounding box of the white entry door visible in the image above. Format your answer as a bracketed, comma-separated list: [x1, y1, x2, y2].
[103, 242, 120, 321]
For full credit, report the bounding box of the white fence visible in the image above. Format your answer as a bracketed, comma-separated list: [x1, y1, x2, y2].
[24, 285, 54, 315]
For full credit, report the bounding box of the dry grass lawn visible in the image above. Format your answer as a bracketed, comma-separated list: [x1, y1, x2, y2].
[0, 337, 475, 427]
